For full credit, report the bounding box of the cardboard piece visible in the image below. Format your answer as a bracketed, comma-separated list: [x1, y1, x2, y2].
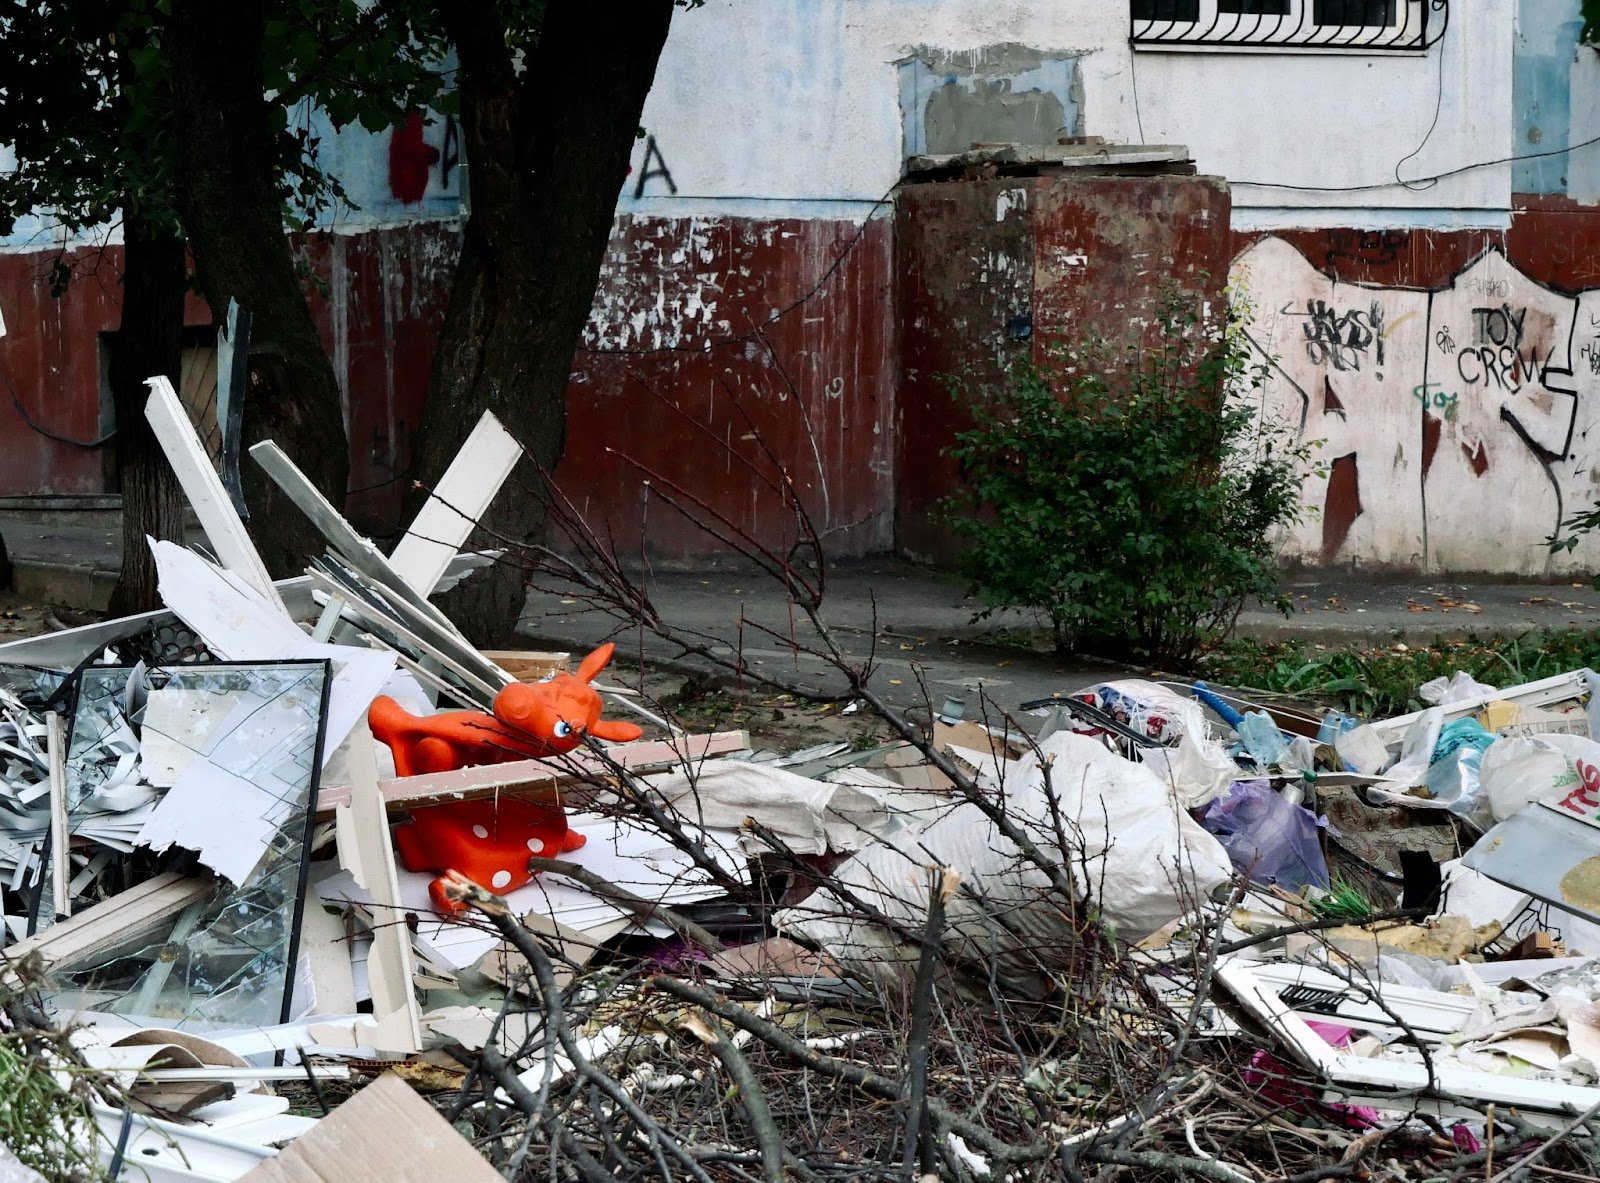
[238, 1073, 500, 1181]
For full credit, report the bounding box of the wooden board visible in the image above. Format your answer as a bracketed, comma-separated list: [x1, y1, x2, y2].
[330, 721, 421, 1055]
[479, 650, 570, 682]
[147, 376, 284, 609]
[387, 411, 521, 598]
[5, 871, 211, 970]
[314, 731, 751, 817]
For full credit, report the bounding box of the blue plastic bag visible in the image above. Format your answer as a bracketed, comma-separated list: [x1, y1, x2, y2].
[1198, 778, 1330, 892]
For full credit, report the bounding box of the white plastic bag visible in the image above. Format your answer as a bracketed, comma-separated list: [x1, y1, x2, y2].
[1479, 737, 1581, 823]
[1419, 671, 1498, 707]
[1140, 699, 1237, 809]
[777, 732, 1234, 992]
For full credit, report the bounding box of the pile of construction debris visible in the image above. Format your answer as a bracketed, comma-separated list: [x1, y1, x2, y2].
[9, 378, 1600, 1179]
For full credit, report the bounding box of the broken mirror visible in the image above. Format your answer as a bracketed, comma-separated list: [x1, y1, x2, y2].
[37, 660, 330, 1030]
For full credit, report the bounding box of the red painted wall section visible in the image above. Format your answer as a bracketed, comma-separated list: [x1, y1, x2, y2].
[560, 214, 897, 559]
[0, 215, 896, 562]
[895, 179, 1038, 564]
[0, 249, 118, 495]
[0, 247, 210, 495]
[895, 173, 1233, 565]
[296, 222, 460, 527]
[1230, 200, 1600, 294]
[1031, 175, 1232, 357]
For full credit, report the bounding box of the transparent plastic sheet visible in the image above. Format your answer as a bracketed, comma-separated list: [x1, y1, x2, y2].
[39, 661, 330, 1031]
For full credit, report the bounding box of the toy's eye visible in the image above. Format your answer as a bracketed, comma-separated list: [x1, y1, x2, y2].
[552, 720, 572, 739]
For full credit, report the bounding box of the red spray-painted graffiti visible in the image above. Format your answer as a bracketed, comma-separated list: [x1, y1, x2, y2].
[388, 111, 441, 205]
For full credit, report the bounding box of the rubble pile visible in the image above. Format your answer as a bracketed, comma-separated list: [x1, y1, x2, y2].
[8, 377, 1600, 1179]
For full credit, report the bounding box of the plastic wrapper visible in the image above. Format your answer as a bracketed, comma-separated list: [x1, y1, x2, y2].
[1068, 680, 1191, 744]
[1237, 711, 1293, 769]
[1433, 717, 1496, 763]
[1423, 745, 1489, 823]
[1419, 671, 1498, 706]
[1479, 738, 1580, 822]
[1197, 778, 1330, 892]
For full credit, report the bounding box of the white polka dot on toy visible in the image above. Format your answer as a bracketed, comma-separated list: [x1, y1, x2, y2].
[526, 838, 544, 854]
[491, 870, 512, 889]
[472, 824, 489, 839]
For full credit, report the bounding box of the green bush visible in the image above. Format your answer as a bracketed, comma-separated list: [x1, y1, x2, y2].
[939, 292, 1314, 666]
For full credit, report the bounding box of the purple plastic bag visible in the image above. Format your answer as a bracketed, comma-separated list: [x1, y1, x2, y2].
[1198, 778, 1329, 892]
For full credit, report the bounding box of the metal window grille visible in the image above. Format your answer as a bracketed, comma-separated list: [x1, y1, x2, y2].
[1131, 0, 1446, 50]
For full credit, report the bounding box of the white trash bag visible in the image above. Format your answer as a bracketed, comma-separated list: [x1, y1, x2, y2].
[777, 732, 1233, 992]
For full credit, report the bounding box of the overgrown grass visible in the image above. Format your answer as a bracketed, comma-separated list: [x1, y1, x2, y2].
[1199, 630, 1600, 718]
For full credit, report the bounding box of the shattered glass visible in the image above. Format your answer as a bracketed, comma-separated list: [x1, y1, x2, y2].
[39, 660, 329, 1030]
[0, 666, 67, 707]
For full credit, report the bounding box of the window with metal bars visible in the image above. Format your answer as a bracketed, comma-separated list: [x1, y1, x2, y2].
[1131, 0, 1441, 50]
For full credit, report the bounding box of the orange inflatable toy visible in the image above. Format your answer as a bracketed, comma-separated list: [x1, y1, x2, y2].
[368, 643, 643, 777]
[370, 643, 644, 912]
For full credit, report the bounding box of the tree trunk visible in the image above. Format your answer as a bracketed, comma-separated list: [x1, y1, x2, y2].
[167, 0, 349, 578]
[107, 215, 188, 615]
[413, 2, 677, 645]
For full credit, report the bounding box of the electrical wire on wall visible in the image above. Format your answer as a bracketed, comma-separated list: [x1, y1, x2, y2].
[5, 370, 116, 449]
[1392, 9, 1448, 191]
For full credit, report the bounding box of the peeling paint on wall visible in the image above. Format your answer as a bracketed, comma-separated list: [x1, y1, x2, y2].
[564, 213, 898, 559]
[898, 45, 1083, 160]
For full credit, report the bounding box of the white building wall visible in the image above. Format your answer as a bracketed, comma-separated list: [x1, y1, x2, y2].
[626, 0, 1512, 231]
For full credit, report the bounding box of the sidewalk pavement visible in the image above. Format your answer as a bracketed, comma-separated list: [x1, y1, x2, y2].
[7, 510, 1600, 714]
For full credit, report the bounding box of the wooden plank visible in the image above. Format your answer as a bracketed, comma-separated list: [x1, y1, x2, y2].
[314, 730, 750, 817]
[6, 871, 211, 969]
[331, 721, 421, 1055]
[480, 649, 571, 682]
[146, 376, 284, 610]
[388, 411, 522, 596]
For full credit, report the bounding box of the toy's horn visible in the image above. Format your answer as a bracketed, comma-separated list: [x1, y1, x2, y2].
[589, 718, 644, 743]
[575, 643, 615, 683]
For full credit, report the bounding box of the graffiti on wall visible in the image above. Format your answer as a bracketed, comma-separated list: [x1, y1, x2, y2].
[1233, 237, 1597, 574]
[387, 111, 460, 205]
